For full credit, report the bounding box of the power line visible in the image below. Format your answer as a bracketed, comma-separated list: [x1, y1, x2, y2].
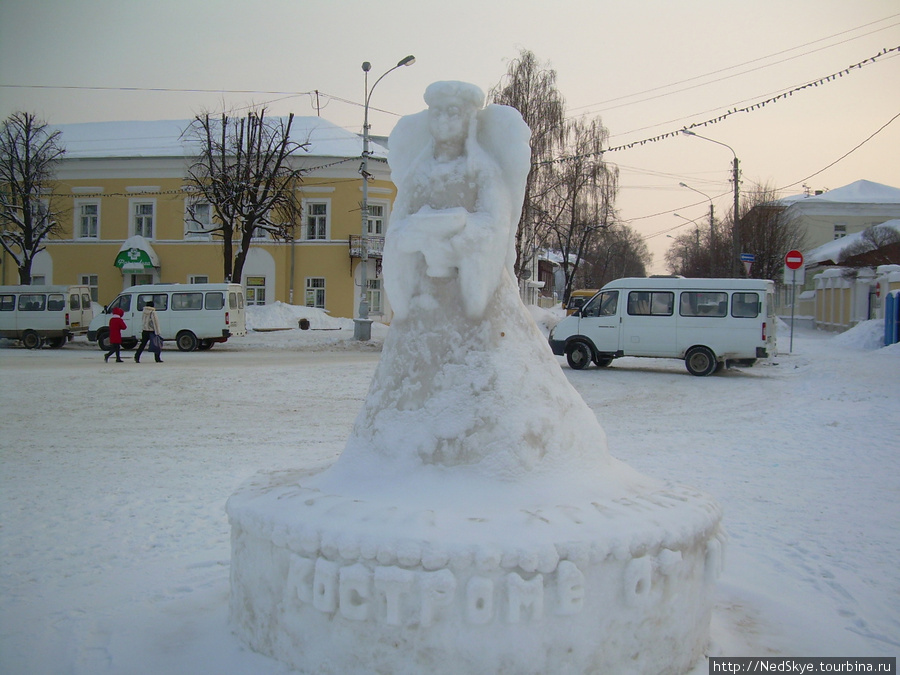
[540, 45, 899, 166]
[567, 13, 900, 115]
[778, 109, 900, 191]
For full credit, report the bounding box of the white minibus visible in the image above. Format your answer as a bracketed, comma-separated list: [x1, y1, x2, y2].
[549, 277, 776, 376]
[88, 283, 246, 352]
[0, 285, 94, 349]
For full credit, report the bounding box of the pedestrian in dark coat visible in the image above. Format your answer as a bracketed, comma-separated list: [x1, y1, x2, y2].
[104, 307, 127, 363]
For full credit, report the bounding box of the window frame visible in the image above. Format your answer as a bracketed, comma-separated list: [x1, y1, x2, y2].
[130, 198, 157, 239]
[679, 291, 728, 318]
[303, 199, 330, 241]
[74, 199, 101, 240]
[184, 199, 214, 239]
[366, 201, 388, 236]
[731, 292, 761, 318]
[627, 291, 674, 317]
[305, 277, 326, 309]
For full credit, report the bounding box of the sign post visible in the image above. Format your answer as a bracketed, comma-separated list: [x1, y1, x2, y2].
[785, 250, 804, 353]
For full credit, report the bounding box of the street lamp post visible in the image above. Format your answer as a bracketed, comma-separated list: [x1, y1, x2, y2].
[679, 181, 716, 273]
[681, 130, 740, 276]
[354, 55, 416, 341]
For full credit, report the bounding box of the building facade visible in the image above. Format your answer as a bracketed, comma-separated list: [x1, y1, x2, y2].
[0, 118, 396, 322]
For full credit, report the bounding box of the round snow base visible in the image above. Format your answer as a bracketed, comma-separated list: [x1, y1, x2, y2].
[227, 470, 724, 675]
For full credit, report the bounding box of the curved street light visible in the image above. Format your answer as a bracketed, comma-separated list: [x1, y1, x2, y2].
[355, 55, 416, 341]
[681, 129, 741, 276]
[679, 181, 716, 273]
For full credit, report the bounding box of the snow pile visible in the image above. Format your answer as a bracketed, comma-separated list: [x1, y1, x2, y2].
[830, 319, 887, 351]
[246, 301, 349, 332]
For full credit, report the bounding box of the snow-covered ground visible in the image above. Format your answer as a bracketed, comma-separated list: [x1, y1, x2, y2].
[1, 305, 897, 674]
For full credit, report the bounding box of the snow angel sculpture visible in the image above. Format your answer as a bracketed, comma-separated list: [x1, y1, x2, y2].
[331, 81, 612, 477]
[382, 81, 530, 320]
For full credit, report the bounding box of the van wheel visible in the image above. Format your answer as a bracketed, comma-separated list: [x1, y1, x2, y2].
[22, 330, 42, 350]
[685, 346, 717, 377]
[197, 339, 214, 351]
[593, 356, 613, 368]
[46, 336, 66, 349]
[176, 330, 199, 352]
[566, 342, 592, 370]
[96, 329, 111, 351]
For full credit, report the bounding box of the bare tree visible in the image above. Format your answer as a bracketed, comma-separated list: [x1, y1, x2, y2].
[666, 182, 805, 279]
[577, 224, 650, 289]
[736, 182, 806, 280]
[489, 49, 566, 279]
[183, 109, 307, 282]
[541, 118, 619, 303]
[0, 112, 66, 284]
[838, 224, 900, 267]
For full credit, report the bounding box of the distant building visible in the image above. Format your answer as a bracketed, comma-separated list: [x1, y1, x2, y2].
[778, 179, 900, 250]
[1, 118, 396, 321]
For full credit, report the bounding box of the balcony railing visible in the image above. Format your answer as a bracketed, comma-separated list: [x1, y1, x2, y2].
[349, 235, 385, 259]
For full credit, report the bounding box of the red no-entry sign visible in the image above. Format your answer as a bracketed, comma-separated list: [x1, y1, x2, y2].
[785, 250, 804, 270]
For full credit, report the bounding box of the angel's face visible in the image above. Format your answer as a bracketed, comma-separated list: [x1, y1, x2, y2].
[428, 100, 474, 146]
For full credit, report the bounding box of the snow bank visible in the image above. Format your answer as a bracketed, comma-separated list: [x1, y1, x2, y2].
[831, 319, 888, 350]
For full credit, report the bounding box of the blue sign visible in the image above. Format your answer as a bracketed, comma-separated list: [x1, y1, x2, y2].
[740, 253, 756, 262]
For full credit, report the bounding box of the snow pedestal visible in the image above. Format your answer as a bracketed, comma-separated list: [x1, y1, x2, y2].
[227, 81, 724, 674]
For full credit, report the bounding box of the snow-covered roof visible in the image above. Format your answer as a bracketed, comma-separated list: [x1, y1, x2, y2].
[779, 180, 900, 207]
[53, 117, 385, 160]
[806, 219, 900, 266]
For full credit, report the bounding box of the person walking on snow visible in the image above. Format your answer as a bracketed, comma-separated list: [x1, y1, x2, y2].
[104, 307, 127, 363]
[134, 301, 163, 363]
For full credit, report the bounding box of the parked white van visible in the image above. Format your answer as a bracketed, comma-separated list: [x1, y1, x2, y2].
[549, 277, 776, 376]
[0, 285, 94, 349]
[88, 283, 246, 352]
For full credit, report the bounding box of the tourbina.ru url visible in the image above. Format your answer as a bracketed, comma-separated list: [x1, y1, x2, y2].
[709, 657, 895, 673]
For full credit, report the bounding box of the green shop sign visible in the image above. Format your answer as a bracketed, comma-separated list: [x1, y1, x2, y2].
[114, 247, 155, 270]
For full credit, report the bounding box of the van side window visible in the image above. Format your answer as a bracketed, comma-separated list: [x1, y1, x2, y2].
[628, 291, 673, 316]
[0, 295, 14, 311]
[19, 294, 46, 311]
[47, 294, 66, 311]
[582, 291, 618, 317]
[172, 292, 203, 310]
[138, 294, 168, 311]
[206, 292, 225, 310]
[732, 292, 760, 318]
[680, 291, 727, 317]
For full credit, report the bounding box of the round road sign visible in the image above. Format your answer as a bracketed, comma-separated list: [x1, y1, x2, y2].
[785, 250, 804, 270]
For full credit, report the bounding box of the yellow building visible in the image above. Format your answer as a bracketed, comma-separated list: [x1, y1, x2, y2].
[3, 118, 396, 321]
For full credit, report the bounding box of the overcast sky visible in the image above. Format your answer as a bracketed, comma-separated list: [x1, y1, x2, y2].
[2, 0, 898, 273]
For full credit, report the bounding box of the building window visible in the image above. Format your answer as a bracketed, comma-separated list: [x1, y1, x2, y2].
[246, 276, 266, 306]
[189, 275, 209, 284]
[367, 203, 386, 236]
[305, 277, 326, 309]
[834, 224, 847, 239]
[75, 201, 100, 239]
[31, 275, 46, 285]
[132, 201, 155, 238]
[305, 202, 329, 240]
[80, 274, 99, 303]
[367, 279, 382, 314]
[185, 201, 213, 238]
